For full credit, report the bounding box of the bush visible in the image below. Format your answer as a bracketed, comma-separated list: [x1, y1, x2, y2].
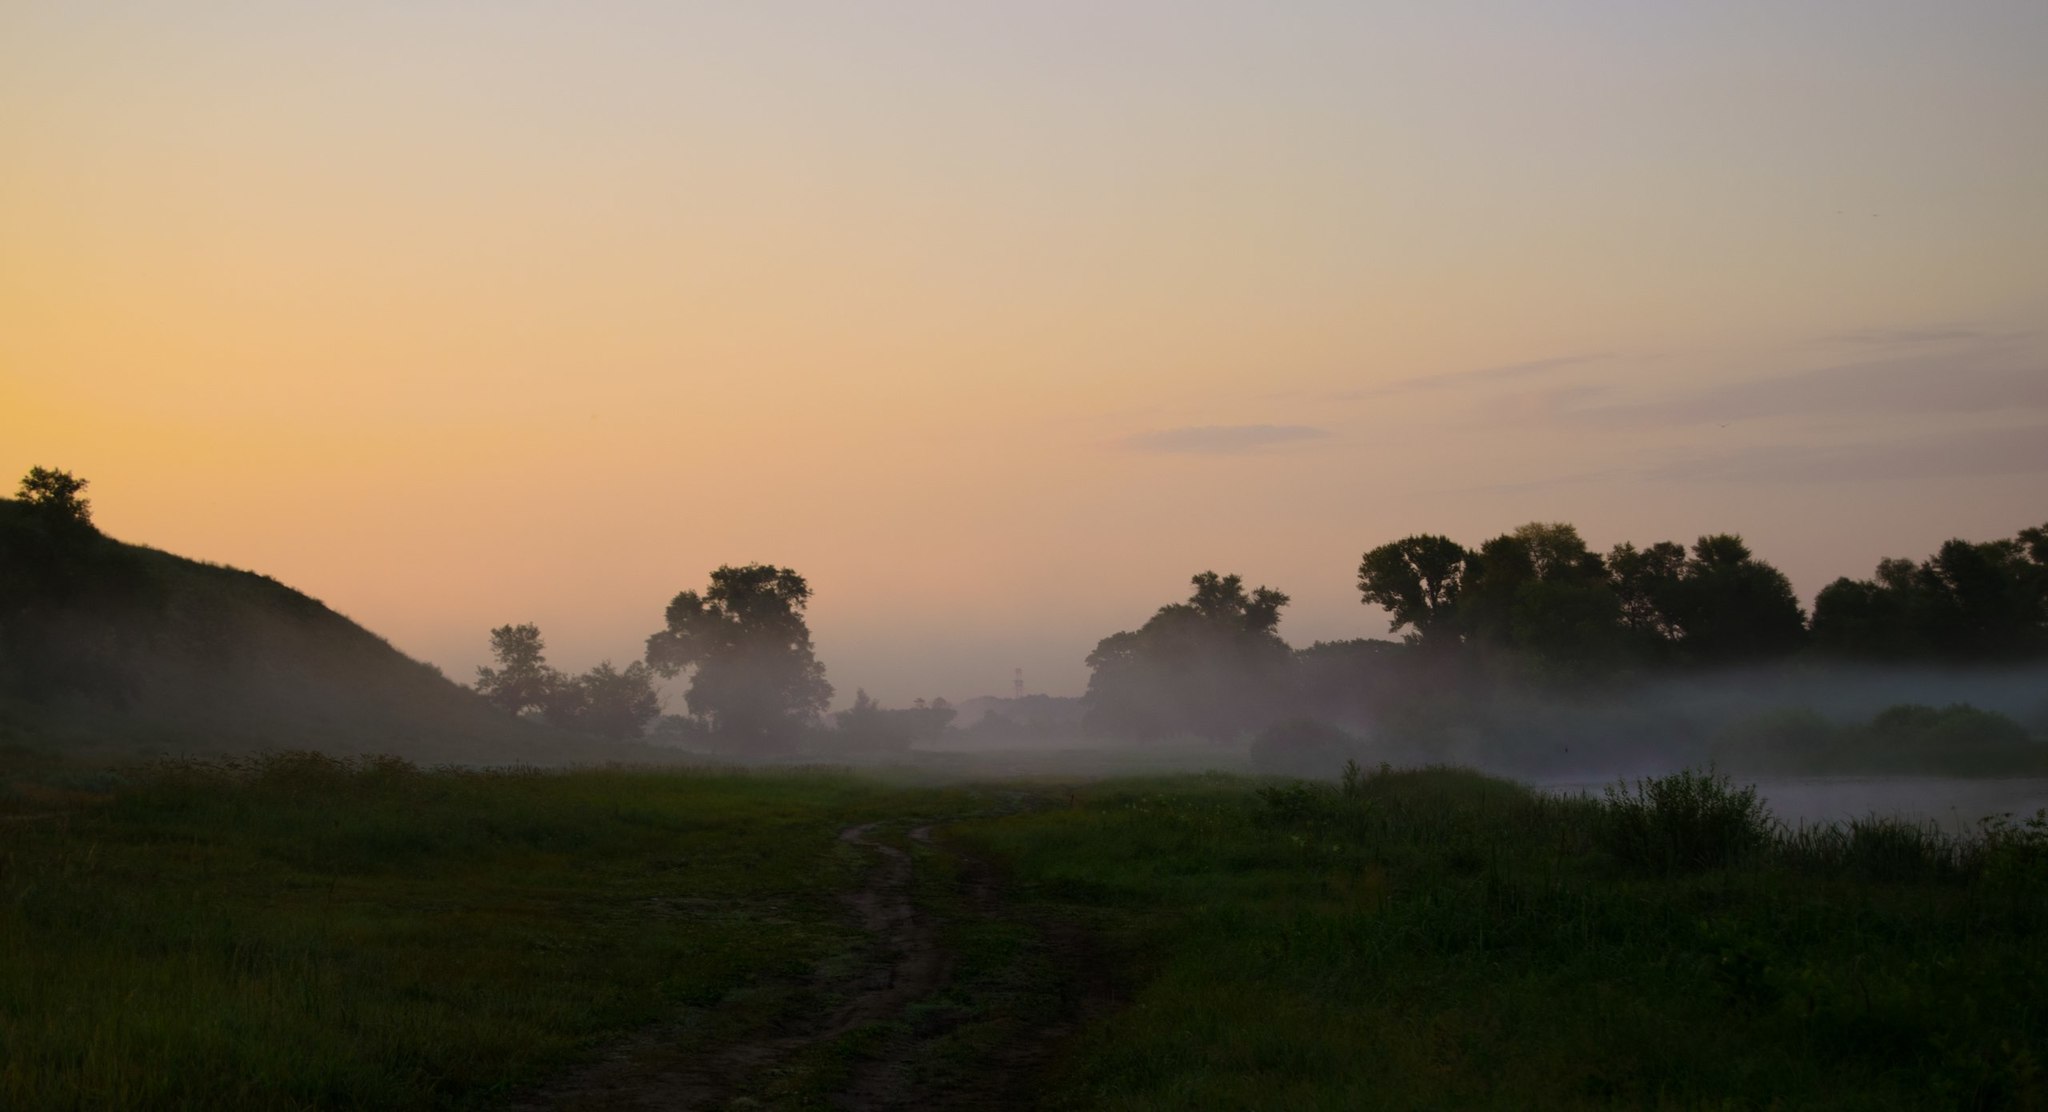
[1248, 718, 1357, 778]
[1852, 703, 2037, 773]
[1600, 766, 1775, 873]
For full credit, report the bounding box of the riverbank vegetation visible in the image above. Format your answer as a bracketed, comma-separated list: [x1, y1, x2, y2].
[959, 765, 2048, 1110]
[6, 752, 2045, 1109]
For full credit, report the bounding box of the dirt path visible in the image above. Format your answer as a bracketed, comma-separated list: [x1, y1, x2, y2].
[507, 814, 1102, 1111]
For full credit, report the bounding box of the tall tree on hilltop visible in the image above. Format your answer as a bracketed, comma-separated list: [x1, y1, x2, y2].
[644, 564, 832, 750]
[17, 467, 93, 529]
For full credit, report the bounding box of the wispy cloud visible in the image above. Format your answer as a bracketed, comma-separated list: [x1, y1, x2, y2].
[1341, 351, 1615, 400]
[1641, 424, 2048, 484]
[1816, 325, 2027, 349]
[1473, 423, 2048, 493]
[1561, 347, 2048, 429]
[1121, 424, 1331, 454]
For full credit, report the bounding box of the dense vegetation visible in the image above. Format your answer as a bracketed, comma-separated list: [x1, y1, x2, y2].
[10, 469, 2042, 775]
[961, 767, 2048, 1109]
[1083, 519, 2048, 770]
[9, 756, 2043, 1109]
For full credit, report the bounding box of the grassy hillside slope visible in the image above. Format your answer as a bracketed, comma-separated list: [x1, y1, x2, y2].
[0, 498, 601, 763]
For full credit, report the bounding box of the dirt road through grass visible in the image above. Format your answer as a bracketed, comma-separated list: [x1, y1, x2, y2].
[511, 807, 1104, 1110]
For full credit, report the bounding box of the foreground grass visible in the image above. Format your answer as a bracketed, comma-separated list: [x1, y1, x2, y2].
[960, 768, 2048, 1110]
[0, 750, 964, 1111]
[11, 749, 2048, 1109]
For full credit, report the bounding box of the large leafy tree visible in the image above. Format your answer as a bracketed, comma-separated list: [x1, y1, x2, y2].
[1084, 571, 1293, 743]
[1605, 544, 1687, 655]
[1603, 534, 1806, 665]
[1357, 534, 1469, 646]
[1665, 534, 1807, 663]
[644, 564, 832, 749]
[1455, 523, 1623, 672]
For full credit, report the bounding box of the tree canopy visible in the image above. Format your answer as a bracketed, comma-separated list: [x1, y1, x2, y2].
[644, 564, 832, 749]
[17, 467, 93, 529]
[1813, 525, 2048, 662]
[1084, 571, 1294, 743]
[1355, 522, 1810, 676]
[1357, 534, 1468, 646]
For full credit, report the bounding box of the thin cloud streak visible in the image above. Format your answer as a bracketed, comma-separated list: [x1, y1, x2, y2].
[1121, 424, 1332, 455]
[1816, 325, 2029, 349]
[1334, 351, 1615, 401]
[1471, 423, 2048, 493]
[1558, 348, 2048, 429]
[1640, 424, 2048, 485]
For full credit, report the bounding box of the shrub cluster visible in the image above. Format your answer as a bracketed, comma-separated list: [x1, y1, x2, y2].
[1599, 766, 1776, 873]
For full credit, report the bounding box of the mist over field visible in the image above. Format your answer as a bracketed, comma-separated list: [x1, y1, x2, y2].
[7, 4, 2048, 1107]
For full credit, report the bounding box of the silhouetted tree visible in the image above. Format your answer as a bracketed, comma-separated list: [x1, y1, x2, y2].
[1815, 526, 2048, 662]
[1456, 523, 1623, 673]
[1660, 534, 1807, 664]
[1607, 540, 1687, 646]
[2020, 523, 2048, 567]
[17, 467, 93, 530]
[1812, 559, 1931, 659]
[474, 623, 558, 716]
[1357, 535, 1468, 646]
[644, 564, 832, 751]
[1917, 538, 2046, 659]
[1084, 571, 1294, 743]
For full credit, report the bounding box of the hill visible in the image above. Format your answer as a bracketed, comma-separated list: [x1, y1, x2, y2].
[0, 498, 626, 763]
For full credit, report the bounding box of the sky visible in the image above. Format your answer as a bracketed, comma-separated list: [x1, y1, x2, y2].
[5, 2, 2046, 706]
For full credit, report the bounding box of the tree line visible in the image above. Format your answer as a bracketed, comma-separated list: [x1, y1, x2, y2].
[478, 517, 2046, 747]
[1084, 520, 2048, 743]
[26, 466, 2027, 750]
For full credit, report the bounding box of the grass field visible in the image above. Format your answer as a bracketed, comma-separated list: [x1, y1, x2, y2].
[961, 767, 2048, 1110]
[6, 748, 2047, 1109]
[0, 749, 979, 1109]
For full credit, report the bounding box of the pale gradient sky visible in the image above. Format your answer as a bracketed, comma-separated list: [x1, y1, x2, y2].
[5, 2, 2046, 706]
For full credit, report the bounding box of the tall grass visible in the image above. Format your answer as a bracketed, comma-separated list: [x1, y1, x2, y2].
[961, 766, 2048, 1109]
[0, 752, 956, 1111]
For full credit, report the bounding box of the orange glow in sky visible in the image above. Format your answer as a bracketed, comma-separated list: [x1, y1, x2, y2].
[6, 3, 2046, 701]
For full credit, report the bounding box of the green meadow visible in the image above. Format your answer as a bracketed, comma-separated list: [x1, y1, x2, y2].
[5, 750, 2046, 1110]
[0, 751, 973, 1109]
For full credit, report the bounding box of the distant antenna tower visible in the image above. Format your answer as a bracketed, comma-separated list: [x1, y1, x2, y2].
[1013, 668, 1025, 700]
